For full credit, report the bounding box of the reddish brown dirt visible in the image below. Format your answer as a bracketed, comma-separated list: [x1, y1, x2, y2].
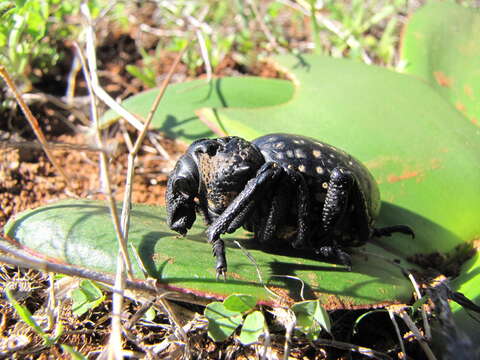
[0, 130, 185, 229]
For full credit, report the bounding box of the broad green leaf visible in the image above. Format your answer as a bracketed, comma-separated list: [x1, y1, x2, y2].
[400, 2, 480, 341]
[292, 300, 331, 339]
[198, 54, 480, 258]
[4, 199, 417, 308]
[450, 252, 480, 342]
[223, 294, 257, 313]
[204, 301, 243, 342]
[239, 311, 265, 345]
[99, 77, 294, 144]
[400, 1, 480, 126]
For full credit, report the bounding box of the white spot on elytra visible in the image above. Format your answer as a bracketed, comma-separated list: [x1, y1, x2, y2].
[298, 164, 306, 172]
[274, 142, 285, 149]
[316, 166, 324, 174]
[274, 152, 284, 160]
[313, 150, 322, 158]
[287, 164, 294, 170]
[295, 148, 307, 158]
[286, 150, 294, 158]
[322, 182, 328, 189]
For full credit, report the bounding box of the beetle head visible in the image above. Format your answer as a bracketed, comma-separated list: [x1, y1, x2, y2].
[166, 153, 200, 235]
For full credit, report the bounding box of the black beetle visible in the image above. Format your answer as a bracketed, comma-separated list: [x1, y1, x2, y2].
[166, 133, 413, 278]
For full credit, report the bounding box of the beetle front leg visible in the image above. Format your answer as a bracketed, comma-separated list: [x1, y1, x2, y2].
[207, 162, 283, 278]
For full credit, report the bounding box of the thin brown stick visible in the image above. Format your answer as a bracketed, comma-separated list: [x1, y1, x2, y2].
[0, 139, 107, 153]
[0, 240, 158, 296]
[0, 66, 73, 188]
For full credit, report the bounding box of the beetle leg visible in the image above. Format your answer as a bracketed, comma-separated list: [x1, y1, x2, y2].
[316, 244, 352, 270]
[289, 171, 310, 249]
[373, 225, 415, 238]
[319, 167, 354, 240]
[227, 200, 255, 233]
[256, 178, 289, 245]
[207, 162, 283, 277]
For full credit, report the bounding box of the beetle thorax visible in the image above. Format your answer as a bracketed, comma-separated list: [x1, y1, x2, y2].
[197, 137, 264, 216]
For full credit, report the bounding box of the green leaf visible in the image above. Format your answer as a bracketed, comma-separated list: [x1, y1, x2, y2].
[99, 77, 295, 143]
[239, 311, 265, 345]
[6, 287, 45, 335]
[71, 280, 106, 317]
[144, 306, 156, 321]
[197, 54, 480, 259]
[399, 2, 480, 342]
[223, 294, 257, 313]
[204, 301, 243, 342]
[6, 287, 55, 346]
[292, 300, 331, 339]
[125, 64, 156, 88]
[4, 199, 417, 308]
[61, 345, 87, 360]
[400, 1, 480, 126]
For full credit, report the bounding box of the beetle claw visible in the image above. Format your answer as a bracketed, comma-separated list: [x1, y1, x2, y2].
[216, 267, 227, 281]
[374, 225, 415, 239]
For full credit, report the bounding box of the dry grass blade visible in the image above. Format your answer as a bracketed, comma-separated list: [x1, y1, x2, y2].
[397, 310, 437, 360]
[77, 10, 133, 281]
[313, 338, 392, 359]
[388, 309, 406, 360]
[407, 271, 431, 340]
[79, 4, 133, 358]
[0, 66, 73, 189]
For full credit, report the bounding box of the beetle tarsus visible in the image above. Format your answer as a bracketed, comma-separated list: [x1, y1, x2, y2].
[216, 267, 227, 281]
[211, 238, 227, 279]
[316, 245, 352, 270]
[373, 225, 415, 239]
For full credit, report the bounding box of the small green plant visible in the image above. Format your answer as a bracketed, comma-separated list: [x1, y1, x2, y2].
[61, 345, 88, 360]
[0, 0, 80, 90]
[204, 294, 266, 344]
[291, 300, 331, 340]
[126, 48, 158, 88]
[71, 279, 106, 317]
[204, 295, 332, 344]
[5, 287, 63, 346]
[308, 0, 408, 66]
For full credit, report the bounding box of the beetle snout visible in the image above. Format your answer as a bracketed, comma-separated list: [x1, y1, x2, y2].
[167, 199, 196, 235]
